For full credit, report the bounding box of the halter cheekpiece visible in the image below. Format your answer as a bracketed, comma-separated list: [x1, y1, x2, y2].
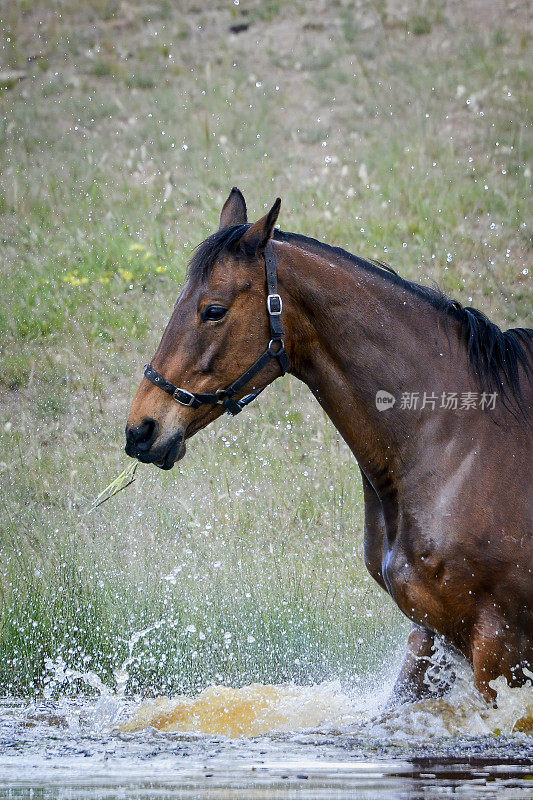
[143, 241, 290, 416]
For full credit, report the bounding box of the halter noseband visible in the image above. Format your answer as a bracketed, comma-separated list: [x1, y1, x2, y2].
[143, 241, 290, 416]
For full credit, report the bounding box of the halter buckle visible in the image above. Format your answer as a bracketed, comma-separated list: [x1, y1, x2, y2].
[173, 387, 196, 407]
[267, 294, 282, 315]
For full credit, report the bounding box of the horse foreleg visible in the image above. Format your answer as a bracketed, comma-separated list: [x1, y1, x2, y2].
[389, 624, 439, 705]
[471, 607, 511, 703]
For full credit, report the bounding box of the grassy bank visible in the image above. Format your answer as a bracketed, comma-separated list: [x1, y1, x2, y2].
[0, 0, 530, 695]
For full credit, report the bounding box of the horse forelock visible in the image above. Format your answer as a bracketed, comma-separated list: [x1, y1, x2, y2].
[187, 224, 252, 284]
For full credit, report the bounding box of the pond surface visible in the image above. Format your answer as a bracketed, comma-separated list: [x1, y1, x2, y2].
[1, 678, 532, 800]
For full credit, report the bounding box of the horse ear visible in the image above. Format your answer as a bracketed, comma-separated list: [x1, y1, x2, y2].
[239, 198, 281, 253]
[219, 187, 247, 230]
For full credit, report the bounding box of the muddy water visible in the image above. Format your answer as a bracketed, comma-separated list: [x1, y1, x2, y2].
[1, 676, 532, 799]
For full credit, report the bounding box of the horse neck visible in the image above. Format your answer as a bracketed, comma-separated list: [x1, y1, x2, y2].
[277, 240, 466, 485]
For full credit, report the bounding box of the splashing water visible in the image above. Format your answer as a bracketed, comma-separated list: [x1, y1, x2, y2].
[116, 633, 533, 738]
[37, 627, 533, 740]
[120, 681, 364, 736]
[39, 622, 179, 732]
[121, 676, 533, 739]
[113, 619, 176, 698]
[2, 628, 531, 799]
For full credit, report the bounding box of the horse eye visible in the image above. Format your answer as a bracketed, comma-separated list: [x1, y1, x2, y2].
[202, 304, 227, 322]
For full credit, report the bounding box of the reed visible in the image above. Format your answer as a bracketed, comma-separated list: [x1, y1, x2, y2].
[88, 461, 139, 513]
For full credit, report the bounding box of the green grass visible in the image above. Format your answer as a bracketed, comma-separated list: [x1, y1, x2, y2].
[0, 0, 530, 697]
[408, 15, 432, 35]
[0, 381, 402, 695]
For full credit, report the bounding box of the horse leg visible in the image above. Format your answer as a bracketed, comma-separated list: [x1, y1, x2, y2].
[389, 624, 435, 704]
[471, 607, 509, 703]
[388, 623, 455, 705]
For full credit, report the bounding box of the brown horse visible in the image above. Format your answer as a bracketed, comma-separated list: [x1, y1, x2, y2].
[126, 188, 533, 703]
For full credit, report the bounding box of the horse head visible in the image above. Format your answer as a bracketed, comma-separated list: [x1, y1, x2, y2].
[125, 188, 288, 469]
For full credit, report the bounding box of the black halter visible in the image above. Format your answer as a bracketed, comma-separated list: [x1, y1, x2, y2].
[143, 241, 290, 416]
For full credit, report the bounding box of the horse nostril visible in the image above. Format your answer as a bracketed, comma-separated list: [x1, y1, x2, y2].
[127, 417, 159, 451]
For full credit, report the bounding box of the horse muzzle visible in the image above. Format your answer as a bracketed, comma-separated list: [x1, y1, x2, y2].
[125, 420, 186, 470]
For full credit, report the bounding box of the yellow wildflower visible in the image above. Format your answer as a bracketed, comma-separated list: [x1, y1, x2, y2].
[62, 273, 89, 286]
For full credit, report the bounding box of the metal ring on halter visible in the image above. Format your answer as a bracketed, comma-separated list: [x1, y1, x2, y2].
[267, 338, 285, 357]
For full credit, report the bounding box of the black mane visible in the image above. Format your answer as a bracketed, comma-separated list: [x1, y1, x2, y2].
[188, 225, 532, 413]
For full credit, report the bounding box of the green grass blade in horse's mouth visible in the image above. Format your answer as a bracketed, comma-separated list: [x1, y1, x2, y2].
[88, 461, 139, 513]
